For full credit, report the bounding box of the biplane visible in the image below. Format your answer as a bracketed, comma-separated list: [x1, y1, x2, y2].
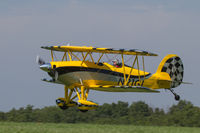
[37, 45, 187, 112]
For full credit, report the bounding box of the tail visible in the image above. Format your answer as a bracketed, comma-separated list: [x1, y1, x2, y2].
[156, 54, 184, 88]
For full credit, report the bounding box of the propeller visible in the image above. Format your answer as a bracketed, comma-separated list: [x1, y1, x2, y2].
[36, 56, 45, 66]
[37, 55, 59, 81]
[54, 70, 59, 81]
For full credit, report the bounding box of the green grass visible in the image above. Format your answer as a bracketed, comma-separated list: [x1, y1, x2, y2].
[0, 122, 200, 133]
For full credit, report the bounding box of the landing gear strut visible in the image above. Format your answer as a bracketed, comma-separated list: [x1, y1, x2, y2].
[56, 86, 98, 112]
[169, 88, 180, 101]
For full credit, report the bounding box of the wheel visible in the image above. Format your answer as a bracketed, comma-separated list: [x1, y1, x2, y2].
[59, 106, 68, 110]
[175, 95, 180, 101]
[56, 99, 68, 110]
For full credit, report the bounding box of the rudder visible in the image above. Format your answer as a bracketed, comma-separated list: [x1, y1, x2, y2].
[156, 54, 184, 88]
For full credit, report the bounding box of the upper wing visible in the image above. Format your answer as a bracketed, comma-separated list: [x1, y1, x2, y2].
[87, 85, 160, 93]
[41, 46, 158, 56]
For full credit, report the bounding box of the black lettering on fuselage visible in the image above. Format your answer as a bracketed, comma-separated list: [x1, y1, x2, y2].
[117, 78, 144, 86]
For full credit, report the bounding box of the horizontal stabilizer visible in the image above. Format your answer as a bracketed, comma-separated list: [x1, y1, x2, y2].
[88, 85, 159, 93]
[181, 81, 192, 85]
[163, 80, 192, 85]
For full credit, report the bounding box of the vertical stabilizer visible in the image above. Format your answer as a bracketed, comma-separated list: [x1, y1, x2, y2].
[156, 54, 184, 88]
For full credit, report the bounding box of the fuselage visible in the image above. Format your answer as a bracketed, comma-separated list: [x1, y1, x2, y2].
[48, 61, 168, 91]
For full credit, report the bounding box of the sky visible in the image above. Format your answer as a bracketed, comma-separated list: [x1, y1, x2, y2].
[0, 0, 200, 111]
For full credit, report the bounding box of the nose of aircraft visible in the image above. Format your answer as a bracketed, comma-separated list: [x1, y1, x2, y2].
[40, 63, 51, 72]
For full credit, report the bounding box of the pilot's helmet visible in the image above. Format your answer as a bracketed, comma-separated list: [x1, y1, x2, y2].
[112, 59, 119, 64]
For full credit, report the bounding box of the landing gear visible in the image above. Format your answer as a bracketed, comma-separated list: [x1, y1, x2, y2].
[56, 86, 99, 112]
[175, 94, 180, 101]
[56, 98, 78, 110]
[59, 105, 68, 110]
[76, 86, 99, 111]
[169, 88, 180, 101]
[56, 98, 68, 110]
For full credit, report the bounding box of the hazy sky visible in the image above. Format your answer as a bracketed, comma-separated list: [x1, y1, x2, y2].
[0, 0, 200, 111]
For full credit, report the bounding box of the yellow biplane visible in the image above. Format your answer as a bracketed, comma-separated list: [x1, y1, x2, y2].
[37, 45, 187, 112]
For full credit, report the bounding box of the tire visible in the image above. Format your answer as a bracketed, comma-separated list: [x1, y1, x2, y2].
[175, 95, 180, 101]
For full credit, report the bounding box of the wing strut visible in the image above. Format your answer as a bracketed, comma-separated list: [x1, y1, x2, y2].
[121, 53, 127, 84]
[142, 56, 146, 85]
[67, 50, 72, 61]
[89, 52, 95, 63]
[81, 52, 89, 65]
[136, 55, 141, 84]
[70, 51, 81, 61]
[125, 56, 137, 85]
[62, 51, 67, 61]
[97, 53, 104, 63]
[51, 49, 54, 61]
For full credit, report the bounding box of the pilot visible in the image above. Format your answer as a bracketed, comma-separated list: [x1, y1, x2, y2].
[112, 59, 122, 68]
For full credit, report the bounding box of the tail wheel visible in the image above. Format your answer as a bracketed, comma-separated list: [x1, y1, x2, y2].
[169, 88, 180, 101]
[175, 94, 180, 101]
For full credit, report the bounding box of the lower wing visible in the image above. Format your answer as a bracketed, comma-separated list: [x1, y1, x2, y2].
[42, 78, 63, 84]
[88, 85, 159, 93]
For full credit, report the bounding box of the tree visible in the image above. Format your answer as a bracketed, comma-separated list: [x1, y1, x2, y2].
[0, 111, 6, 121]
[128, 101, 153, 125]
[167, 100, 200, 127]
[1, 100, 200, 127]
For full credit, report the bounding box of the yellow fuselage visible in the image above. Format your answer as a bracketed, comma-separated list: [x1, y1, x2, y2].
[50, 61, 171, 91]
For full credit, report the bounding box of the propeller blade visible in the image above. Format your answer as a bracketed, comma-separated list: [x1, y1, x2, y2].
[54, 71, 58, 81]
[36, 56, 45, 65]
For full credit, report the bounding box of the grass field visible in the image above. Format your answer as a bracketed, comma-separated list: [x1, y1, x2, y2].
[0, 122, 200, 133]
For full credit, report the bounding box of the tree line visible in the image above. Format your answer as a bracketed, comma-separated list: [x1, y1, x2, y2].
[0, 100, 200, 127]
